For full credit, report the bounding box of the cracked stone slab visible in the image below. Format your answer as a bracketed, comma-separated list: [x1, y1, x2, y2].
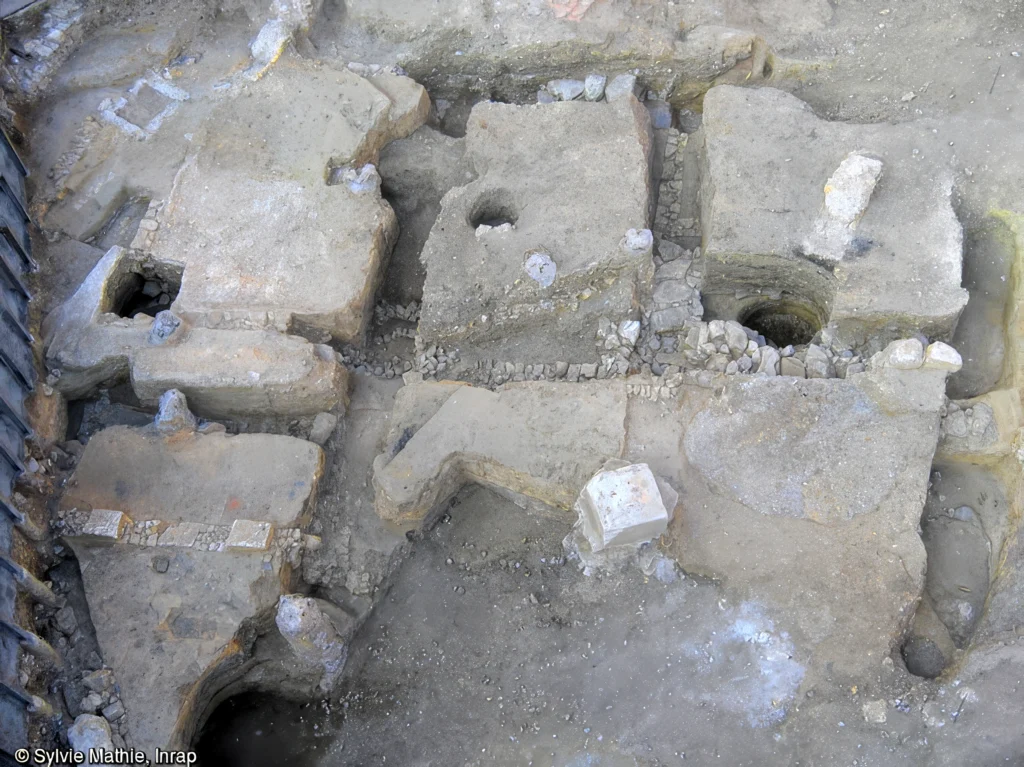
[417, 99, 654, 362]
[65, 425, 323, 528]
[699, 85, 968, 347]
[373, 381, 628, 527]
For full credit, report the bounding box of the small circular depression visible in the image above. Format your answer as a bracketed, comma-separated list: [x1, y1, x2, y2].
[901, 636, 947, 679]
[468, 190, 519, 229]
[740, 300, 822, 348]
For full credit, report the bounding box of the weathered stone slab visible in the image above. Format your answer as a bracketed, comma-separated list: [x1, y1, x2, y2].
[699, 85, 968, 347]
[225, 519, 274, 551]
[42, 60, 422, 414]
[149, 154, 398, 344]
[417, 99, 654, 361]
[683, 367, 948, 523]
[373, 381, 628, 526]
[131, 327, 348, 419]
[66, 425, 323, 528]
[139, 59, 429, 343]
[619, 366, 951, 680]
[79, 509, 132, 541]
[156, 522, 202, 548]
[67, 542, 291, 755]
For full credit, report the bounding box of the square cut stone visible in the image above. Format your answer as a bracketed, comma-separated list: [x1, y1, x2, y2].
[80, 509, 132, 541]
[226, 520, 274, 551]
[578, 463, 672, 552]
[157, 522, 202, 548]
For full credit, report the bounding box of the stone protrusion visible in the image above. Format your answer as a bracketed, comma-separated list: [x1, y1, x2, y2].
[225, 519, 274, 551]
[875, 338, 925, 370]
[275, 595, 353, 692]
[155, 389, 198, 435]
[924, 341, 964, 372]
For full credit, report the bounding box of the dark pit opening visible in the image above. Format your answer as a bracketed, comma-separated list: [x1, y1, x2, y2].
[740, 300, 822, 348]
[467, 190, 519, 228]
[193, 690, 333, 767]
[111, 269, 181, 319]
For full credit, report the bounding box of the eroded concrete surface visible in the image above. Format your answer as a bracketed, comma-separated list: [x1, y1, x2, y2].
[4, 0, 1024, 764]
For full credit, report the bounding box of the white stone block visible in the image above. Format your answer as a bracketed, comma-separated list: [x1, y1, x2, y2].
[881, 338, 924, 370]
[226, 519, 274, 551]
[157, 522, 202, 548]
[923, 341, 963, 372]
[80, 510, 131, 541]
[68, 714, 114, 764]
[577, 463, 674, 552]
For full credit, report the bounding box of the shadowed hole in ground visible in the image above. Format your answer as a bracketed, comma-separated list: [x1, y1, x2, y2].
[110, 267, 180, 319]
[739, 299, 822, 348]
[467, 188, 519, 229]
[193, 691, 332, 767]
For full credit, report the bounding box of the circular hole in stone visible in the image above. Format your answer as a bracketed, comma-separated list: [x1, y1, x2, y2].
[901, 636, 947, 679]
[467, 190, 519, 228]
[739, 300, 822, 347]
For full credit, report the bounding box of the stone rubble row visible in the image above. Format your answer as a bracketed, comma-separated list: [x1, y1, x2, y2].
[655, 131, 701, 242]
[55, 508, 309, 568]
[539, 73, 643, 104]
[44, 595, 133, 750]
[6, 0, 85, 96]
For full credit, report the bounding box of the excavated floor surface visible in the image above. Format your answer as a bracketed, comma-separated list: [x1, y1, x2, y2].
[5, 0, 1024, 764]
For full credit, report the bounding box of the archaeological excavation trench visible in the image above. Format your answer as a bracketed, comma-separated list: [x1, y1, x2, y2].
[1, 0, 1024, 765]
